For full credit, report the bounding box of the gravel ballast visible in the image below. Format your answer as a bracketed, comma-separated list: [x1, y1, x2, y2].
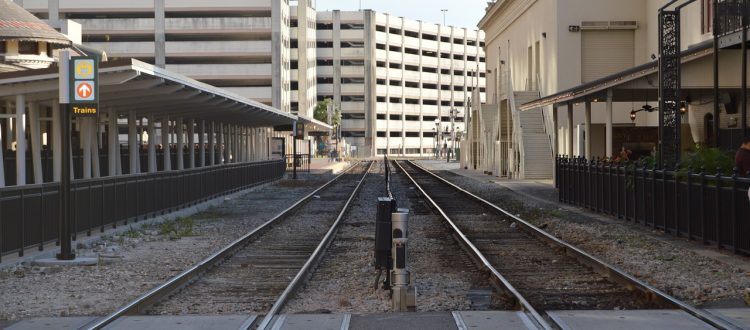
[420, 164, 750, 307]
[0, 179, 326, 321]
[284, 162, 493, 314]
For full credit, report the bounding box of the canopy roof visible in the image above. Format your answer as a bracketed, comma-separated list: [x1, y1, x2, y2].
[0, 58, 297, 127]
[0, 0, 71, 47]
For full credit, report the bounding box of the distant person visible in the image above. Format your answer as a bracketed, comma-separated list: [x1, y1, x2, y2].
[736, 136, 750, 202]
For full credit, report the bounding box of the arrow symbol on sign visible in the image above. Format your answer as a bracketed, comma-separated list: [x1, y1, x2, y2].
[77, 83, 92, 98]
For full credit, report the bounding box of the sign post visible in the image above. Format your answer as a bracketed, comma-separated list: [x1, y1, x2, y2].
[57, 52, 99, 260]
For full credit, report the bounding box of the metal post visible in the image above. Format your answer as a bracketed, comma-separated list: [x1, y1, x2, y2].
[584, 101, 592, 160]
[128, 111, 138, 174]
[743, 1, 748, 137]
[606, 89, 613, 158]
[15, 94, 26, 185]
[292, 121, 297, 180]
[567, 103, 574, 157]
[713, 3, 720, 147]
[58, 51, 73, 260]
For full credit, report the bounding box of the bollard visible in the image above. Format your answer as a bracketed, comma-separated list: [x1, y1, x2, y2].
[391, 209, 416, 312]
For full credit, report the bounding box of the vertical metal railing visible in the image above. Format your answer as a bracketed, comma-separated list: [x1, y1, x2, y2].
[556, 156, 750, 255]
[0, 160, 285, 260]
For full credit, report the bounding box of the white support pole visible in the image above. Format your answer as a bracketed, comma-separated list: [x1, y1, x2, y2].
[148, 115, 156, 173]
[567, 103, 574, 157]
[91, 117, 101, 178]
[49, 100, 63, 182]
[28, 102, 43, 184]
[208, 122, 215, 166]
[5, 101, 12, 151]
[199, 120, 205, 167]
[128, 111, 138, 174]
[606, 89, 614, 158]
[81, 118, 92, 179]
[176, 117, 184, 170]
[108, 110, 118, 176]
[162, 116, 171, 171]
[218, 123, 224, 164]
[15, 95, 26, 185]
[585, 101, 592, 160]
[188, 118, 195, 168]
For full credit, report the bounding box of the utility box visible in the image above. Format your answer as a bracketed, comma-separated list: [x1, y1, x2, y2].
[375, 197, 397, 270]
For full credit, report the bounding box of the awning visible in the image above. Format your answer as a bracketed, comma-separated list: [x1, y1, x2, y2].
[518, 41, 714, 111]
[297, 114, 333, 132]
[0, 58, 297, 127]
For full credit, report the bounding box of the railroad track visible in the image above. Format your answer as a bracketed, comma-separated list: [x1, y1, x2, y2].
[83, 161, 373, 330]
[394, 160, 737, 330]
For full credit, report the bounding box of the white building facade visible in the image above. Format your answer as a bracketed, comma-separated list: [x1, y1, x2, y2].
[308, 10, 486, 157]
[475, 0, 740, 179]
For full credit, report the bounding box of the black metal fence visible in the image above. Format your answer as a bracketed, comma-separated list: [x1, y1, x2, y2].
[0, 160, 285, 260]
[556, 157, 750, 255]
[286, 154, 311, 173]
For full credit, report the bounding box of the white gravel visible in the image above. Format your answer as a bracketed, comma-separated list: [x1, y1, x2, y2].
[425, 168, 750, 307]
[0, 179, 326, 321]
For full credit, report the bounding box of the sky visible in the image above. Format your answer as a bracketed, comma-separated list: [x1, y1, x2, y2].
[313, 0, 489, 30]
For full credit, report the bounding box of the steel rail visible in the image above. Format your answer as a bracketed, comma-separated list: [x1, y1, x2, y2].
[393, 160, 553, 330]
[257, 161, 374, 330]
[403, 160, 740, 330]
[81, 162, 364, 330]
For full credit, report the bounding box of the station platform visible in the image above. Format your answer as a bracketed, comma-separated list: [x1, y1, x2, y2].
[6, 309, 750, 330]
[308, 159, 352, 175]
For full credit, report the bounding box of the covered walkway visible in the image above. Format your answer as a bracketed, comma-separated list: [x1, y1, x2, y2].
[0, 59, 296, 258]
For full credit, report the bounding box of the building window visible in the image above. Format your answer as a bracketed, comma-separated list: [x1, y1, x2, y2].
[389, 97, 402, 103]
[377, 114, 386, 119]
[389, 27, 402, 35]
[377, 61, 386, 68]
[317, 77, 334, 84]
[377, 148, 387, 155]
[317, 22, 333, 30]
[404, 30, 419, 38]
[423, 33, 437, 41]
[405, 81, 419, 88]
[317, 41, 333, 48]
[341, 95, 365, 102]
[377, 97, 386, 103]
[290, 60, 298, 69]
[376, 25, 386, 32]
[389, 45, 402, 52]
[341, 41, 364, 48]
[389, 79, 401, 86]
[389, 131, 402, 137]
[291, 81, 299, 90]
[342, 113, 366, 119]
[317, 59, 333, 66]
[377, 131, 386, 137]
[405, 115, 420, 121]
[702, 0, 713, 34]
[342, 59, 364, 66]
[376, 43, 386, 50]
[290, 39, 298, 48]
[290, 19, 298, 27]
[389, 114, 401, 120]
[0, 41, 6, 54]
[342, 77, 365, 84]
[405, 65, 419, 72]
[18, 41, 39, 55]
[341, 23, 364, 30]
[405, 132, 420, 138]
[389, 63, 402, 69]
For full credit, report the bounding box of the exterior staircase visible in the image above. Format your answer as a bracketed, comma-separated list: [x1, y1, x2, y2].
[512, 90, 553, 179]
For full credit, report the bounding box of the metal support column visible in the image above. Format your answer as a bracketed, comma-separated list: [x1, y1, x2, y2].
[147, 115, 156, 173]
[199, 120, 205, 167]
[108, 110, 118, 177]
[208, 122, 214, 166]
[28, 102, 42, 184]
[15, 94, 26, 185]
[606, 89, 613, 158]
[188, 118, 195, 168]
[52, 102, 61, 182]
[218, 123, 224, 164]
[584, 101, 592, 160]
[128, 111, 138, 174]
[567, 103, 574, 157]
[162, 117, 171, 171]
[176, 117, 184, 170]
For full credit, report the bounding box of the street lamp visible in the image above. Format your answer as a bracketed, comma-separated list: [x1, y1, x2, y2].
[434, 118, 441, 159]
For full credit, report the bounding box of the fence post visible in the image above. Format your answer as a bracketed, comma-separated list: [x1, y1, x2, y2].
[685, 166, 693, 240]
[673, 162, 680, 237]
[732, 167, 739, 254]
[700, 167, 707, 245]
[650, 162, 657, 229]
[715, 167, 722, 248]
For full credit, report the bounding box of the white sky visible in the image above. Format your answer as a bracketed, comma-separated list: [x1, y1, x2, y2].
[313, 0, 489, 30]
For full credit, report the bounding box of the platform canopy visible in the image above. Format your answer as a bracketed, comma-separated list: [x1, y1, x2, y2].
[297, 114, 333, 132]
[0, 58, 297, 127]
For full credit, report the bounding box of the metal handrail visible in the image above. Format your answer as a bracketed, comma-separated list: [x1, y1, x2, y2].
[406, 160, 739, 330]
[81, 162, 363, 330]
